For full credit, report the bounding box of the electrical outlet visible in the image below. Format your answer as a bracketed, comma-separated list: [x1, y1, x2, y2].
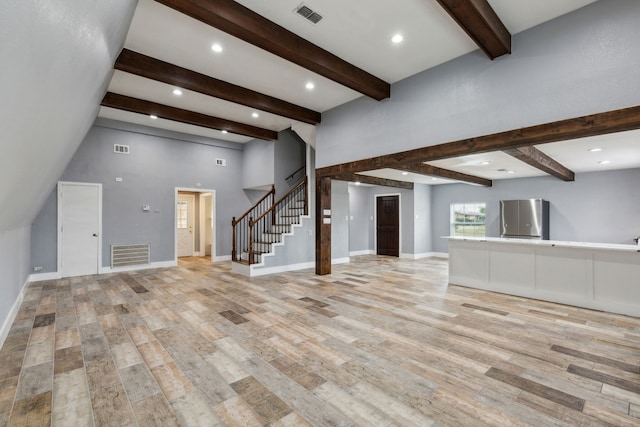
[33, 266, 44, 272]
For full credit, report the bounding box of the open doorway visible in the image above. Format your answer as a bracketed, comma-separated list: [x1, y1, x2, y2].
[175, 188, 215, 262]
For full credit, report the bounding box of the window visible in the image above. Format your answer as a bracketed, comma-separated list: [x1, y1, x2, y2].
[450, 203, 486, 237]
[176, 201, 188, 229]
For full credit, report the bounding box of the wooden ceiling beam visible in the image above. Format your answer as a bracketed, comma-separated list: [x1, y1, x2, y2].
[397, 163, 492, 187]
[333, 173, 414, 190]
[435, 0, 511, 59]
[154, 0, 390, 101]
[317, 105, 640, 178]
[115, 49, 321, 125]
[504, 146, 575, 181]
[101, 92, 277, 141]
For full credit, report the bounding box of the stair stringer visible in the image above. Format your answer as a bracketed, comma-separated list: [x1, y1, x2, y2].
[231, 213, 314, 277]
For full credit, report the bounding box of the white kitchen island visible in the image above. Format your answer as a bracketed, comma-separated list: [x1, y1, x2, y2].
[445, 236, 640, 318]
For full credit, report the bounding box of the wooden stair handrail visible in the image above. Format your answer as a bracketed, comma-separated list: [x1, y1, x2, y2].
[232, 185, 275, 226]
[250, 177, 307, 227]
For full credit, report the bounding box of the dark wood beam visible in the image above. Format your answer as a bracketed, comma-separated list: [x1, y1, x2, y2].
[155, 0, 390, 101]
[115, 49, 321, 125]
[316, 176, 332, 275]
[436, 0, 511, 59]
[397, 163, 492, 187]
[317, 105, 640, 178]
[333, 173, 414, 190]
[101, 92, 277, 141]
[504, 146, 575, 181]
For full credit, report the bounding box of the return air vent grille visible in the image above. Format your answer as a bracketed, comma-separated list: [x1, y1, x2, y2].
[114, 144, 130, 154]
[294, 3, 323, 24]
[216, 158, 226, 166]
[111, 244, 150, 268]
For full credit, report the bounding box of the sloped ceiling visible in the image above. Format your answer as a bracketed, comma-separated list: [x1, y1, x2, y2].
[0, 0, 137, 233]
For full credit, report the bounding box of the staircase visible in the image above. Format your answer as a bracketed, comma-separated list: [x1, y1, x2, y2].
[232, 177, 308, 266]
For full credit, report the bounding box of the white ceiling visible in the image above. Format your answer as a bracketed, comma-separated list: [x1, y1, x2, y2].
[94, 0, 640, 187]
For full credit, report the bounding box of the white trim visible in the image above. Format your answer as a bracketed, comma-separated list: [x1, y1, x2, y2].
[0, 278, 30, 350]
[57, 181, 103, 278]
[235, 255, 351, 277]
[175, 187, 216, 263]
[349, 250, 375, 256]
[373, 192, 402, 257]
[400, 252, 449, 260]
[214, 255, 232, 262]
[332, 257, 350, 264]
[100, 260, 177, 274]
[193, 251, 202, 257]
[28, 271, 63, 282]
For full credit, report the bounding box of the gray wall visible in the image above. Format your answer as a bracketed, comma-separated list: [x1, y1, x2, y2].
[348, 185, 372, 253]
[30, 123, 250, 271]
[346, 185, 432, 257]
[0, 226, 30, 342]
[316, 0, 640, 168]
[431, 168, 640, 253]
[331, 181, 350, 260]
[242, 139, 274, 190]
[274, 130, 306, 199]
[413, 184, 432, 255]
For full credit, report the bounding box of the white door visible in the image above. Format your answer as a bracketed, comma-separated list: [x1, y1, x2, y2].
[59, 182, 101, 277]
[177, 193, 195, 257]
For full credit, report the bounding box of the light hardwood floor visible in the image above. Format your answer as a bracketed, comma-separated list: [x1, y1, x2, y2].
[1, 255, 639, 426]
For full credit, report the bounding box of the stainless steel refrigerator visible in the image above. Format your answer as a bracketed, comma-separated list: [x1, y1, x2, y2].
[500, 199, 549, 239]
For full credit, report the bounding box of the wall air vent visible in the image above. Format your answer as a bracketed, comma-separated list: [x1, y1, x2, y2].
[114, 144, 130, 154]
[216, 158, 226, 166]
[294, 3, 323, 24]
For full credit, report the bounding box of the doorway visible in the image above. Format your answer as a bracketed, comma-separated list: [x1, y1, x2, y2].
[376, 194, 400, 257]
[58, 182, 102, 277]
[175, 188, 215, 261]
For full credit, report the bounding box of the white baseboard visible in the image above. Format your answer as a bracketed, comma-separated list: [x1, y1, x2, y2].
[400, 252, 449, 260]
[28, 271, 63, 282]
[349, 250, 375, 256]
[332, 257, 350, 265]
[214, 255, 231, 262]
[100, 260, 177, 274]
[0, 278, 30, 350]
[240, 261, 315, 277]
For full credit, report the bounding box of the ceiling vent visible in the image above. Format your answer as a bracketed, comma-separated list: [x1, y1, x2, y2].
[114, 144, 130, 154]
[294, 3, 323, 24]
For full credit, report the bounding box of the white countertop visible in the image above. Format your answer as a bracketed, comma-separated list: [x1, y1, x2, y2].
[443, 236, 640, 252]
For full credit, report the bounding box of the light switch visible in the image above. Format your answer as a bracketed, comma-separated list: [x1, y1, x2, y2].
[115, 177, 123, 182]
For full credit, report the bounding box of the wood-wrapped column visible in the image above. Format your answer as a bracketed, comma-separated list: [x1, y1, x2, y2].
[315, 176, 331, 275]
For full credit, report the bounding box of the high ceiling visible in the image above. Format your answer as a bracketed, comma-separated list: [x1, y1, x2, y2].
[97, 0, 640, 187]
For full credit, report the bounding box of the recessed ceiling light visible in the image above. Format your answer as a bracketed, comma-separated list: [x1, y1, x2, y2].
[305, 82, 315, 90]
[172, 88, 183, 96]
[589, 148, 603, 152]
[211, 43, 223, 53]
[251, 112, 259, 118]
[355, 181, 361, 186]
[480, 161, 491, 165]
[391, 34, 404, 44]
[401, 171, 408, 176]
[221, 130, 228, 134]
[507, 170, 516, 174]
[432, 177, 438, 181]
[149, 115, 158, 120]
[598, 160, 611, 164]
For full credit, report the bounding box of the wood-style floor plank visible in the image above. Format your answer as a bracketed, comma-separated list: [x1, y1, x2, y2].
[1, 255, 639, 426]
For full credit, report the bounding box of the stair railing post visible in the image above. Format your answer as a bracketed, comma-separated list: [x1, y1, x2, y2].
[303, 176, 308, 216]
[231, 217, 236, 261]
[270, 185, 276, 226]
[248, 216, 254, 264]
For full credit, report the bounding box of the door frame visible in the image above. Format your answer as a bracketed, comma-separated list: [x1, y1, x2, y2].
[373, 193, 401, 257]
[174, 187, 216, 262]
[57, 181, 103, 276]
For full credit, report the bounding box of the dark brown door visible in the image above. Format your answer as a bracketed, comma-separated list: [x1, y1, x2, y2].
[376, 195, 399, 257]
